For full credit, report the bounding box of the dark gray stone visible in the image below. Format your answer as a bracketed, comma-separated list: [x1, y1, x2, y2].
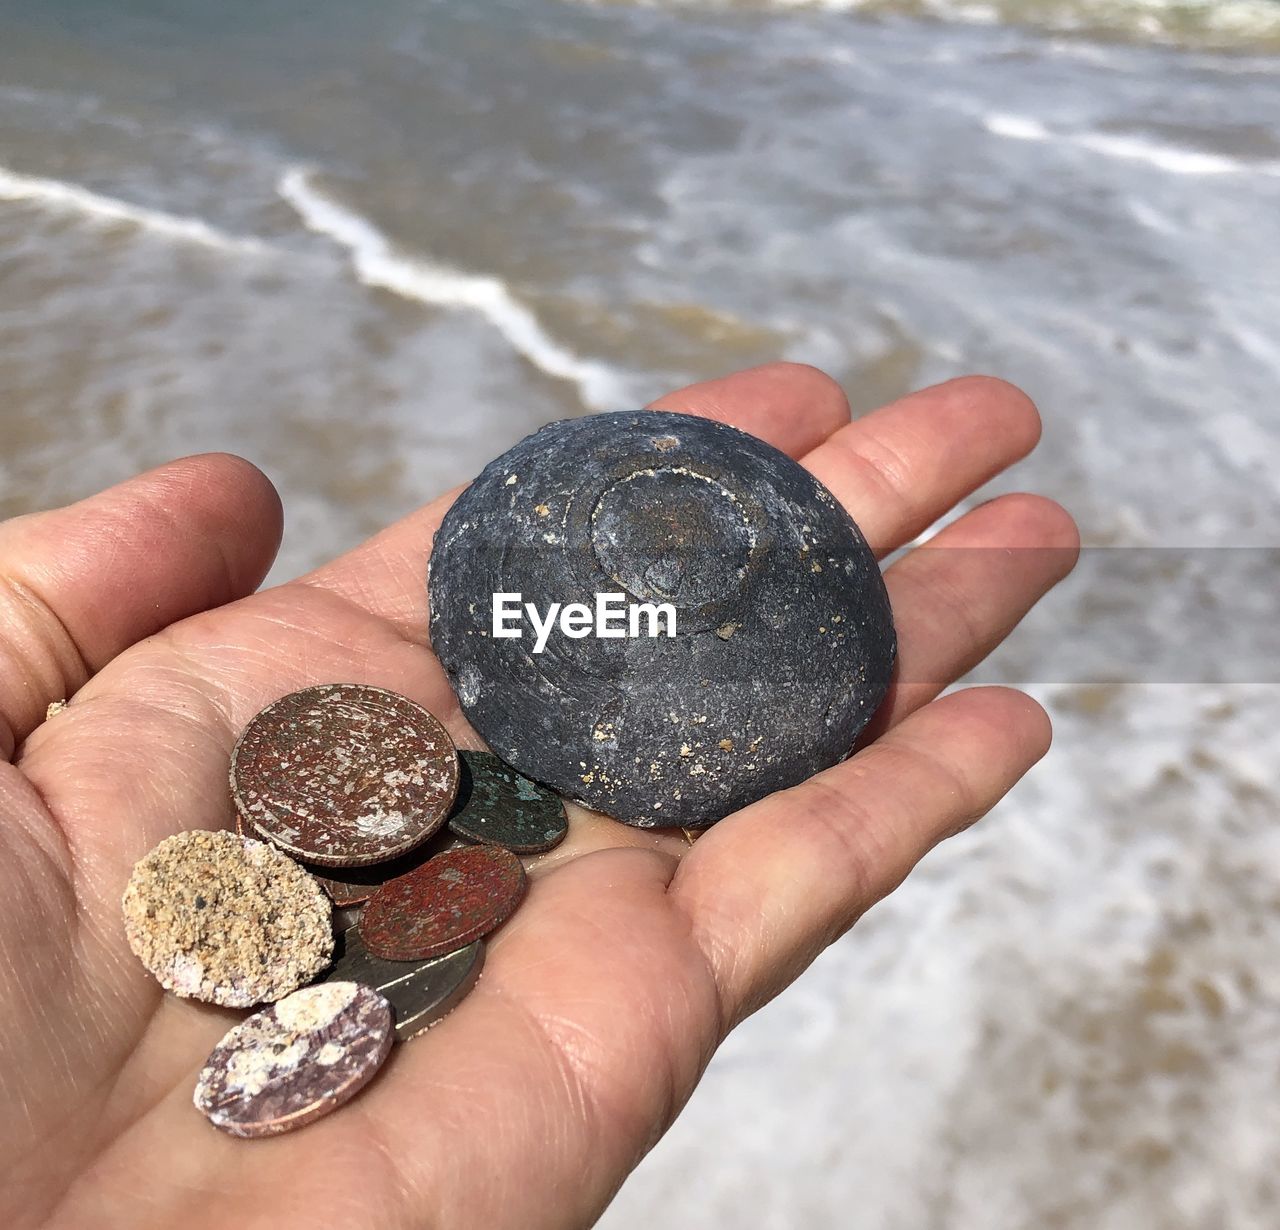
[428, 411, 896, 828]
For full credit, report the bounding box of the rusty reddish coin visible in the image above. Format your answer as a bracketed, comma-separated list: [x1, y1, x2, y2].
[193, 982, 393, 1138]
[361, 844, 527, 961]
[307, 830, 476, 907]
[230, 684, 460, 868]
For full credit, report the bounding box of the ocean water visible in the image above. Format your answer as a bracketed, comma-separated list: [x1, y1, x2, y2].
[2, 1, 1278, 1226]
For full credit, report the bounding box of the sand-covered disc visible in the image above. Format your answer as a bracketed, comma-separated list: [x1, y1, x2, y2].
[428, 411, 896, 829]
[194, 982, 393, 1138]
[230, 683, 460, 867]
[121, 830, 332, 1008]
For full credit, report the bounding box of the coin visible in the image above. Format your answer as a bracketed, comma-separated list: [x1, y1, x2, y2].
[311, 869, 378, 909]
[307, 829, 476, 907]
[361, 844, 526, 961]
[333, 904, 363, 934]
[122, 830, 332, 1007]
[194, 982, 393, 1138]
[447, 751, 568, 854]
[231, 683, 460, 867]
[323, 927, 485, 1041]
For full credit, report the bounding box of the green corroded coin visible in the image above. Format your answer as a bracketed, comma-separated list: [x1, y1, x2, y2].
[447, 751, 568, 854]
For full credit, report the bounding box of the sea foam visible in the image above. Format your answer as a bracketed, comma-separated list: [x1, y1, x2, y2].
[277, 167, 625, 411]
[984, 113, 1280, 177]
[1074, 131, 1280, 177]
[983, 112, 1052, 142]
[572, 0, 1280, 50]
[0, 164, 267, 253]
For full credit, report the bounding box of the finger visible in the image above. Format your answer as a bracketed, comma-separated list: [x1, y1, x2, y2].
[671, 686, 1052, 1027]
[305, 363, 853, 636]
[801, 375, 1042, 555]
[863, 492, 1079, 737]
[648, 361, 851, 457]
[0, 455, 282, 758]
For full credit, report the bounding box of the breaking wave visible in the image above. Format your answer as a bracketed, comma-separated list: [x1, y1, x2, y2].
[984, 113, 1280, 176]
[572, 0, 1280, 50]
[277, 167, 626, 410]
[0, 164, 268, 253]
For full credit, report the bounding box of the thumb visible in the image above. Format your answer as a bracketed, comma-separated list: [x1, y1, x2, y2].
[0, 454, 282, 758]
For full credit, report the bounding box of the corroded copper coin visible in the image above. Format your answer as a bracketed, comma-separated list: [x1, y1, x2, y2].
[323, 927, 485, 1041]
[231, 684, 460, 868]
[307, 830, 476, 907]
[448, 751, 568, 854]
[193, 981, 393, 1138]
[311, 870, 376, 909]
[361, 845, 526, 961]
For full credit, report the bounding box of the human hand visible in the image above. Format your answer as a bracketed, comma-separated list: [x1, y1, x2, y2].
[0, 365, 1077, 1229]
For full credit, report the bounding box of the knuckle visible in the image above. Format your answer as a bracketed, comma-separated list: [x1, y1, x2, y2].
[828, 428, 914, 522]
[794, 772, 887, 905]
[0, 573, 91, 753]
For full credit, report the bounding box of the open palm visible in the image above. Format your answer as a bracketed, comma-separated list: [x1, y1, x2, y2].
[0, 365, 1077, 1229]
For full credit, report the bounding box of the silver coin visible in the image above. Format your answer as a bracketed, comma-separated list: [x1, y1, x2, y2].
[322, 927, 484, 1041]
